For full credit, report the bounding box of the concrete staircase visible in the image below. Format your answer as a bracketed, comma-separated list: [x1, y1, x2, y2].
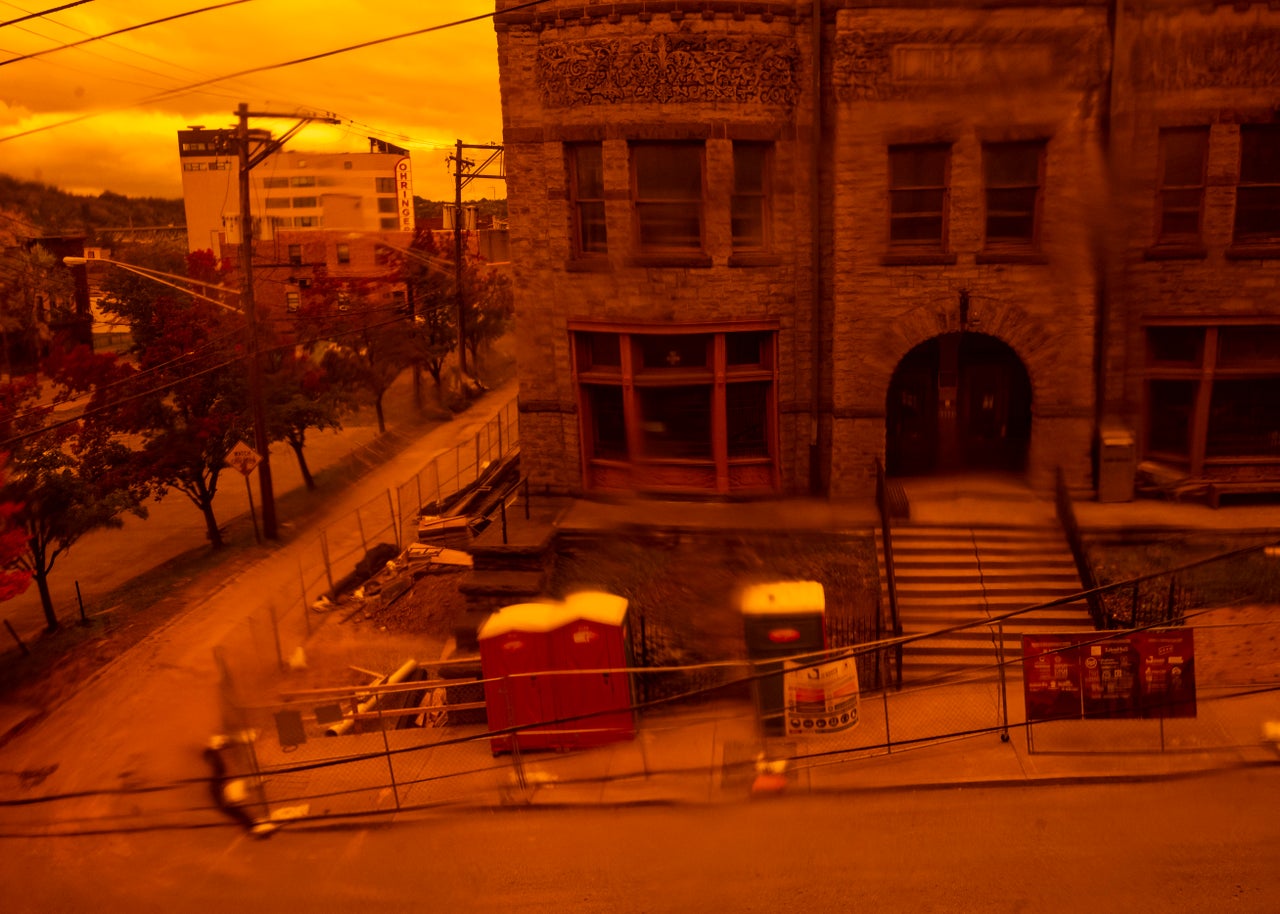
[878, 522, 1097, 681]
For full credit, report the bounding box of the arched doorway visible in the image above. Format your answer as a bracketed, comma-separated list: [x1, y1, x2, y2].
[886, 332, 1032, 476]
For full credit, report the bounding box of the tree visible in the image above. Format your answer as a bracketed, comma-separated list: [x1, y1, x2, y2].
[0, 353, 147, 629]
[463, 262, 514, 377]
[0, 243, 76, 378]
[401, 229, 459, 407]
[0, 460, 32, 605]
[263, 347, 357, 491]
[97, 249, 251, 549]
[298, 275, 415, 434]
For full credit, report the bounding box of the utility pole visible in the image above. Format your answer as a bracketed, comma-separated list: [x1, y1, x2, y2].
[447, 139, 504, 392]
[235, 103, 339, 539]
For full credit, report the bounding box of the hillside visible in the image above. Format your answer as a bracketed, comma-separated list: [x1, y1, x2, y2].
[0, 174, 186, 242]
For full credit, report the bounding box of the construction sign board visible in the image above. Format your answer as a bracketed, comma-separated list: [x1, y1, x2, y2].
[784, 656, 860, 736]
[1022, 629, 1196, 722]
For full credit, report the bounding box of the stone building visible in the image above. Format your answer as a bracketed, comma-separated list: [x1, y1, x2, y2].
[493, 0, 1279, 502]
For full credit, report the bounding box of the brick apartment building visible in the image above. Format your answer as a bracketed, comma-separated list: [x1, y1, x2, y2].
[494, 1, 1279, 501]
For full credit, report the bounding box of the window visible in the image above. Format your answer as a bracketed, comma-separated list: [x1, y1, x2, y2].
[632, 143, 703, 252]
[294, 216, 320, 227]
[287, 244, 302, 266]
[889, 144, 949, 248]
[290, 175, 316, 187]
[292, 197, 317, 209]
[573, 328, 777, 493]
[732, 143, 770, 251]
[376, 177, 395, 194]
[1234, 125, 1280, 243]
[336, 243, 350, 264]
[380, 217, 399, 230]
[285, 291, 300, 313]
[263, 177, 288, 189]
[570, 143, 607, 255]
[983, 141, 1045, 246]
[182, 163, 205, 172]
[265, 197, 291, 209]
[1157, 128, 1208, 243]
[1144, 324, 1280, 468]
[377, 197, 397, 213]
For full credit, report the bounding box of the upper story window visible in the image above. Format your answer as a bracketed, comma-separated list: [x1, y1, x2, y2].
[732, 143, 771, 251]
[632, 143, 704, 253]
[294, 216, 320, 227]
[380, 217, 399, 230]
[377, 198, 397, 213]
[983, 141, 1045, 247]
[264, 197, 290, 209]
[288, 244, 303, 266]
[290, 175, 316, 188]
[1234, 125, 1280, 244]
[263, 177, 288, 189]
[1157, 128, 1208, 243]
[375, 177, 395, 194]
[889, 144, 949, 249]
[285, 291, 300, 313]
[336, 243, 351, 264]
[293, 196, 318, 209]
[570, 143, 607, 255]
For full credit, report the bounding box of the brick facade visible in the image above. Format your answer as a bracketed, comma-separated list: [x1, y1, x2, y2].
[496, 0, 1280, 500]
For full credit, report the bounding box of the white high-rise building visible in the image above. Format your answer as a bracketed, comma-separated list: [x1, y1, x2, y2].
[177, 129, 414, 255]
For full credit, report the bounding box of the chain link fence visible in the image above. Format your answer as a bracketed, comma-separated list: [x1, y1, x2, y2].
[213, 399, 519, 698]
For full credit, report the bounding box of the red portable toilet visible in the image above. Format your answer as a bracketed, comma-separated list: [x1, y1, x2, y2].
[555, 591, 636, 748]
[478, 602, 565, 753]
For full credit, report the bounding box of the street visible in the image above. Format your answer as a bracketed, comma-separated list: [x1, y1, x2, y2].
[1, 767, 1276, 912]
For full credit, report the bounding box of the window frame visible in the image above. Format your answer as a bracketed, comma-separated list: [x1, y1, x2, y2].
[570, 323, 779, 494]
[1233, 124, 1280, 245]
[568, 142, 608, 257]
[982, 140, 1046, 250]
[336, 243, 351, 265]
[630, 142, 706, 257]
[731, 142, 772, 253]
[1155, 127, 1209, 245]
[888, 143, 951, 252]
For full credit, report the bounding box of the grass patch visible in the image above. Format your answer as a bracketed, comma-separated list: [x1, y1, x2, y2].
[1084, 532, 1280, 626]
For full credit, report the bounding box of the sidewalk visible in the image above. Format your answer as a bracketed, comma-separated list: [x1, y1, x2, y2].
[0, 378, 519, 834]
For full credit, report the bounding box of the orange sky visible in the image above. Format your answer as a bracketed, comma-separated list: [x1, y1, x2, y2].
[0, 0, 504, 202]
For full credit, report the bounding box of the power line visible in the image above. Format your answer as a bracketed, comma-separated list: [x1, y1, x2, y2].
[0, 0, 255, 67]
[0, 0, 553, 144]
[0, 0, 94, 29]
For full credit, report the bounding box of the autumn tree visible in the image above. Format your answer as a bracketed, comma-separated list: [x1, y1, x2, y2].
[298, 274, 415, 434]
[400, 229, 459, 407]
[0, 353, 148, 629]
[0, 459, 32, 606]
[0, 243, 77, 378]
[96, 249, 251, 549]
[463, 261, 514, 377]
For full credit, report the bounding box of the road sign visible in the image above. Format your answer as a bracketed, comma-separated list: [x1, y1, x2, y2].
[226, 440, 262, 476]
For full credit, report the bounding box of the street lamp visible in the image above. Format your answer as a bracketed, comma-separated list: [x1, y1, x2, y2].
[62, 254, 278, 540]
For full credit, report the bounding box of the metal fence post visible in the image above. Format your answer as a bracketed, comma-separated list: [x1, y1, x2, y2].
[996, 623, 1010, 742]
[356, 507, 368, 555]
[299, 561, 311, 637]
[268, 604, 284, 673]
[386, 489, 399, 551]
[320, 530, 336, 599]
[377, 704, 401, 810]
[882, 689, 892, 754]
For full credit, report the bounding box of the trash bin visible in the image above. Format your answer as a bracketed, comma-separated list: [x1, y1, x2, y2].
[1098, 425, 1135, 503]
[741, 581, 826, 735]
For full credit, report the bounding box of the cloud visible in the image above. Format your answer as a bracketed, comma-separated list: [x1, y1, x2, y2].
[1, 0, 503, 202]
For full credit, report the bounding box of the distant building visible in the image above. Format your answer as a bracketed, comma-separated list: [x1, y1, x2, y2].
[493, 0, 1280, 503]
[176, 131, 414, 256]
[219, 228, 414, 320]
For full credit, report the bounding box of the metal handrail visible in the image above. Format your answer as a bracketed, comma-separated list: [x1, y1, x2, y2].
[1053, 466, 1105, 628]
[874, 458, 903, 689]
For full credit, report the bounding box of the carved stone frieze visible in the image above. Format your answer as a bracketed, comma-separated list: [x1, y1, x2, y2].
[536, 33, 798, 108]
[834, 28, 1106, 101]
[1129, 28, 1280, 90]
